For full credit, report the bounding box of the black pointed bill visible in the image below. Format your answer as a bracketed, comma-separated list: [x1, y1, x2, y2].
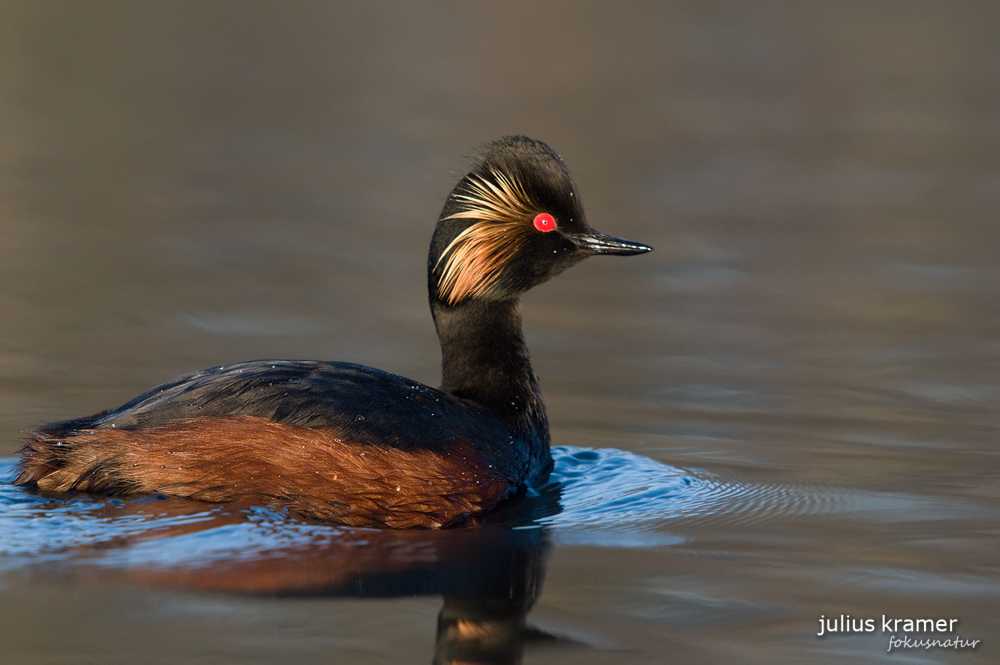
[569, 231, 653, 256]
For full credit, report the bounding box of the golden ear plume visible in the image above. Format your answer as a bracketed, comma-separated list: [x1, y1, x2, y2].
[435, 170, 538, 304]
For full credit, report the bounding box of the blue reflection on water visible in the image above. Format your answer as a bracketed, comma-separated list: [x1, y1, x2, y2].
[0, 446, 949, 572]
[0, 448, 687, 561]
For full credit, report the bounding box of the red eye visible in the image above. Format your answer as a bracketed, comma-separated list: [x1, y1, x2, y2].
[533, 213, 557, 232]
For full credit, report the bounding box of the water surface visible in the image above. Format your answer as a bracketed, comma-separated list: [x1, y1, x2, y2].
[1, 2, 998, 663]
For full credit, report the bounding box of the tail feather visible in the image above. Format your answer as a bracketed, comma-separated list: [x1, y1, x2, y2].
[14, 420, 140, 494]
[14, 432, 67, 487]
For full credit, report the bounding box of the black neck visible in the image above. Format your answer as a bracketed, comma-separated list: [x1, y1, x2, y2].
[430, 298, 548, 438]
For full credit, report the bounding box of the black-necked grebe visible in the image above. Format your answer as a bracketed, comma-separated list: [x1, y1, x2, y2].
[15, 136, 652, 528]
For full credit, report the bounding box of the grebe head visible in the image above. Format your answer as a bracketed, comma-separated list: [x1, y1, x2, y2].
[429, 136, 652, 306]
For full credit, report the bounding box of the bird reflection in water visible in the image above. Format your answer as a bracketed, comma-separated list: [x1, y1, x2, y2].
[28, 483, 563, 665]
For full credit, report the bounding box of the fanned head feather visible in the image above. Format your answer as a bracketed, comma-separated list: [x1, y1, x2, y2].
[445, 169, 537, 224]
[434, 168, 540, 305]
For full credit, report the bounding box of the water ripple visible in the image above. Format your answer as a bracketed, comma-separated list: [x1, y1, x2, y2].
[0, 449, 964, 565]
[538, 446, 955, 547]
